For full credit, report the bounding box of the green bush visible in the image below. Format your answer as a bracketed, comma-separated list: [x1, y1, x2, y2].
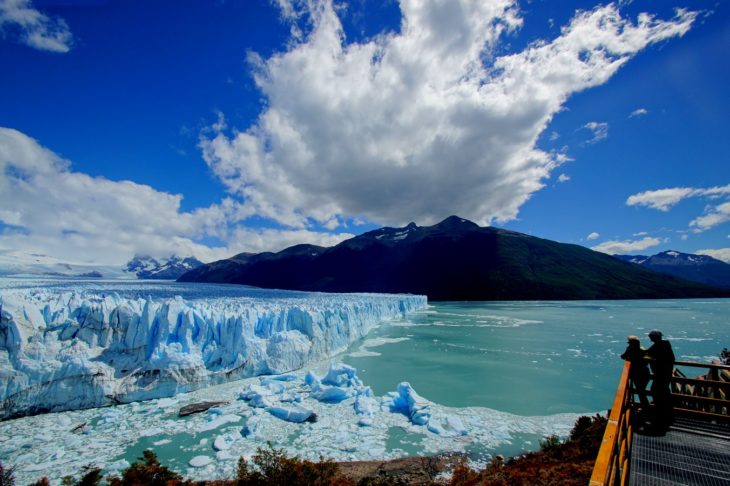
[539, 434, 562, 452]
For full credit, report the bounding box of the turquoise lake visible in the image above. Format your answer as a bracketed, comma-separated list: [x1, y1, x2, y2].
[343, 299, 730, 416]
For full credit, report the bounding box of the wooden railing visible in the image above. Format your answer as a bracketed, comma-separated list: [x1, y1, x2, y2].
[589, 361, 633, 486]
[671, 360, 730, 420]
[590, 359, 730, 485]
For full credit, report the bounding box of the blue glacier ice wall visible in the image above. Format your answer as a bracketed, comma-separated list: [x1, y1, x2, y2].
[0, 285, 426, 419]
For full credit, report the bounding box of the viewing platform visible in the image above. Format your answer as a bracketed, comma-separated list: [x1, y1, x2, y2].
[590, 360, 730, 486]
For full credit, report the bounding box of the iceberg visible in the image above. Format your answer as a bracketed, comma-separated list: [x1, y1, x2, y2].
[322, 363, 362, 387]
[387, 382, 432, 425]
[0, 280, 426, 419]
[213, 433, 238, 451]
[267, 404, 314, 423]
[305, 364, 361, 403]
[189, 455, 213, 468]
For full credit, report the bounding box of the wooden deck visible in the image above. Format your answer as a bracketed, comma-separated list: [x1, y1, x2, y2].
[590, 360, 730, 486]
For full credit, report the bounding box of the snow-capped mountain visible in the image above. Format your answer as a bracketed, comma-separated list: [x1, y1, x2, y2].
[0, 249, 130, 278]
[614, 250, 730, 289]
[124, 255, 204, 279]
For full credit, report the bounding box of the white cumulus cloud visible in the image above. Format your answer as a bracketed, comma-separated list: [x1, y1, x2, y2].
[586, 231, 600, 240]
[627, 184, 730, 211]
[591, 236, 661, 255]
[0, 0, 73, 52]
[691, 201, 730, 232]
[626, 187, 698, 212]
[201, 1, 696, 229]
[558, 173, 570, 183]
[627, 184, 730, 232]
[0, 128, 351, 264]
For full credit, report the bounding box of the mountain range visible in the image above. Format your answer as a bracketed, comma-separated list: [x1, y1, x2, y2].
[613, 251, 730, 289]
[125, 255, 204, 280]
[178, 216, 729, 300]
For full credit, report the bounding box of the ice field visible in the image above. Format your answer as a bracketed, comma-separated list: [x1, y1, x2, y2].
[0, 361, 583, 484]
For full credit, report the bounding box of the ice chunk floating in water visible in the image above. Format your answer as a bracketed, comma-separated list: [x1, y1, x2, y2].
[0, 361, 587, 484]
[0, 280, 426, 418]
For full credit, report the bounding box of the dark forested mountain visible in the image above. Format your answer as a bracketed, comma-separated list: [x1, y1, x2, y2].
[614, 250, 730, 289]
[179, 216, 729, 300]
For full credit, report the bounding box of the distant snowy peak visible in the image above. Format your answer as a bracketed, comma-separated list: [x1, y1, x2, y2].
[373, 222, 419, 242]
[614, 254, 649, 265]
[646, 250, 718, 266]
[0, 250, 129, 278]
[614, 250, 730, 289]
[124, 255, 204, 279]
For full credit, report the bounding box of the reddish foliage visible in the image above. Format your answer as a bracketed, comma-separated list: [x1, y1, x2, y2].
[449, 414, 607, 486]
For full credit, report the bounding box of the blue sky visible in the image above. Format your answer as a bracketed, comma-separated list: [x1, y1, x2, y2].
[1, 0, 728, 266]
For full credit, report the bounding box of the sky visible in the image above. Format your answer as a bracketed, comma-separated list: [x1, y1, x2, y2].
[1, 0, 729, 267]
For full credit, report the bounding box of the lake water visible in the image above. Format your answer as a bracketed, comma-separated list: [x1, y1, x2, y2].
[343, 299, 729, 417]
[2, 294, 728, 483]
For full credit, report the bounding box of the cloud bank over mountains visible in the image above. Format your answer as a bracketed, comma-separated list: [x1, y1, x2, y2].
[0, 128, 352, 264]
[0, 1, 709, 264]
[202, 1, 696, 229]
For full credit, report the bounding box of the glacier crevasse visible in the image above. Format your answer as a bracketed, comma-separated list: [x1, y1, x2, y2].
[0, 286, 426, 419]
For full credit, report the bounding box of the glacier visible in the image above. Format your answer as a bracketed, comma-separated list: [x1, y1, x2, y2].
[0, 278, 426, 419]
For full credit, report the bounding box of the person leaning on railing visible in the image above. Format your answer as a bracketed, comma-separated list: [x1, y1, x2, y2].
[620, 335, 650, 410]
[646, 329, 675, 431]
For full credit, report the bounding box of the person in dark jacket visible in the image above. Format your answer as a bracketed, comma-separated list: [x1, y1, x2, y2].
[646, 329, 675, 430]
[620, 335, 650, 409]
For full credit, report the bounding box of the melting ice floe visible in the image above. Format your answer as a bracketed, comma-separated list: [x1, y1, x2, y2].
[0, 362, 586, 484]
[348, 337, 411, 357]
[0, 282, 426, 419]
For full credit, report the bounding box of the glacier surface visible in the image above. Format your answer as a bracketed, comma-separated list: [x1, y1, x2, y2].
[0, 278, 426, 419]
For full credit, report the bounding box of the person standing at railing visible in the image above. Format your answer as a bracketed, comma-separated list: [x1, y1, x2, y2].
[646, 329, 675, 431]
[621, 335, 650, 410]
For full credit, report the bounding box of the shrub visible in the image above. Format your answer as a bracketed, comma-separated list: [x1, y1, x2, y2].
[539, 434, 562, 452]
[108, 450, 187, 486]
[61, 465, 103, 486]
[235, 446, 348, 485]
[448, 415, 608, 486]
